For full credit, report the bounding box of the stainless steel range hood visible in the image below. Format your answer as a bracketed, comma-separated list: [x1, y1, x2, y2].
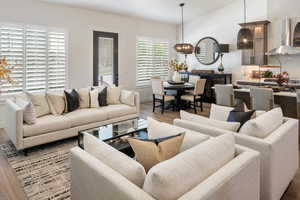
[266, 18, 300, 56]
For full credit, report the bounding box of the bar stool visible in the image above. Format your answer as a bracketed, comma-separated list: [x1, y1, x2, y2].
[215, 84, 235, 107]
[250, 87, 274, 111]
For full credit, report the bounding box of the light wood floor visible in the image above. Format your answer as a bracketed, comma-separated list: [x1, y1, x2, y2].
[0, 102, 299, 200]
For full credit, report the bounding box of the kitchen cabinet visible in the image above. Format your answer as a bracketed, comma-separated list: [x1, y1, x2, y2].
[240, 20, 270, 65]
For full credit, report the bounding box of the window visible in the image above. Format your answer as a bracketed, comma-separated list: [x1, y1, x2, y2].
[0, 24, 67, 94]
[136, 38, 169, 87]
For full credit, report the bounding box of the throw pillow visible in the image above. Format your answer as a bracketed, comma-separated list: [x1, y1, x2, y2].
[83, 134, 146, 188]
[128, 133, 185, 172]
[147, 117, 209, 152]
[16, 98, 37, 125]
[143, 134, 235, 200]
[181, 110, 240, 132]
[239, 107, 283, 138]
[89, 88, 100, 108]
[209, 104, 234, 121]
[26, 92, 51, 118]
[107, 86, 121, 105]
[64, 89, 80, 112]
[227, 110, 255, 131]
[98, 87, 108, 106]
[120, 90, 135, 106]
[47, 93, 65, 115]
[77, 88, 90, 109]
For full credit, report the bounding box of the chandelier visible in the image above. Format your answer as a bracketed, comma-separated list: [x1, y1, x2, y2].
[174, 3, 194, 54]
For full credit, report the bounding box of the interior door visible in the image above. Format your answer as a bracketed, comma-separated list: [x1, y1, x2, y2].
[93, 31, 118, 86]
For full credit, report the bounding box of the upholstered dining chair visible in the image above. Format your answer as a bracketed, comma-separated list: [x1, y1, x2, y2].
[215, 84, 235, 107]
[151, 78, 175, 114]
[250, 87, 274, 111]
[189, 75, 200, 84]
[181, 79, 206, 113]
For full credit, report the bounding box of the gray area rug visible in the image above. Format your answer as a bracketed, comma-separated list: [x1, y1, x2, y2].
[0, 138, 77, 200]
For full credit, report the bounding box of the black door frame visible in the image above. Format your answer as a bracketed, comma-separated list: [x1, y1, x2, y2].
[93, 31, 119, 86]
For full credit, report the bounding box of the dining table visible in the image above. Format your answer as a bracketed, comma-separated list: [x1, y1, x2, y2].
[163, 82, 195, 111]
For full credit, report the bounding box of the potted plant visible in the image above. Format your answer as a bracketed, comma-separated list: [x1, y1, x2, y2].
[0, 57, 17, 99]
[169, 59, 187, 82]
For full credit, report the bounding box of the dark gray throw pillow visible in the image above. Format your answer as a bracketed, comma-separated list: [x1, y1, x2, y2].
[227, 110, 255, 131]
[64, 89, 80, 112]
[98, 87, 108, 106]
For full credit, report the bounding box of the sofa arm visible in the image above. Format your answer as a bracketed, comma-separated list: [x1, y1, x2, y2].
[263, 118, 299, 200]
[179, 146, 260, 200]
[70, 147, 154, 200]
[5, 99, 24, 150]
[134, 91, 140, 116]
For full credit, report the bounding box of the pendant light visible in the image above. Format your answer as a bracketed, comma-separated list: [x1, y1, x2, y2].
[237, 0, 253, 49]
[174, 3, 194, 55]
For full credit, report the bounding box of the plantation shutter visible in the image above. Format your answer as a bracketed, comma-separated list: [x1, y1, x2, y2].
[136, 38, 169, 87]
[25, 28, 47, 92]
[48, 31, 66, 91]
[0, 24, 67, 94]
[0, 26, 24, 94]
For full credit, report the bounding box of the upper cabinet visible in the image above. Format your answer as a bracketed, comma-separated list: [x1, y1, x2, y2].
[240, 20, 270, 65]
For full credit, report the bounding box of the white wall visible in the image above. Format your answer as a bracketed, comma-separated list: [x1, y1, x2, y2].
[267, 0, 300, 78]
[0, 0, 177, 127]
[181, 0, 300, 81]
[0, 0, 177, 100]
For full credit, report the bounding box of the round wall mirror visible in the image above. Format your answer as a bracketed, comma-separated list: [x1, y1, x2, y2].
[195, 37, 220, 65]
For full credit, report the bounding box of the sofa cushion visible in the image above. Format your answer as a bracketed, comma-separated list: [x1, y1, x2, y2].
[181, 111, 240, 132]
[83, 134, 146, 188]
[16, 98, 37, 125]
[78, 88, 90, 109]
[143, 134, 235, 200]
[64, 89, 80, 112]
[64, 108, 108, 127]
[148, 117, 209, 151]
[23, 115, 71, 137]
[239, 107, 283, 138]
[128, 133, 185, 172]
[107, 86, 121, 105]
[47, 93, 66, 115]
[101, 104, 137, 119]
[121, 90, 135, 106]
[27, 92, 51, 117]
[210, 104, 234, 121]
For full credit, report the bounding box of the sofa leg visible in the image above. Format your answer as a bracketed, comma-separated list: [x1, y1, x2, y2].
[23, 149, 28, 156]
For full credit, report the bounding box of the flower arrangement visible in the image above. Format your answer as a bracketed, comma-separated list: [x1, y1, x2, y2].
[0, 56, 15, 84]
[169, 59, 187, 72]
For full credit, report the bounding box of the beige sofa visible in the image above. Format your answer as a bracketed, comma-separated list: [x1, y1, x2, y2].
[4, 90, 140, 151]
[174, 108, 299, 200]
[70, 132, 260, 200]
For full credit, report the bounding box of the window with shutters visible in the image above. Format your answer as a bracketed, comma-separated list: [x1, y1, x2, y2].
[0, 24, 67, 94]
[136, 38, 169, 87]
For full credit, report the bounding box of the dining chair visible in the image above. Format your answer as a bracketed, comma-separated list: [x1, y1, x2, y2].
[215, 84, 235, 107]
[151, 78, 175, 114]
[189, 75, 200, 84]
[181, 79, 206, 113]
[250, 87, 274, 111]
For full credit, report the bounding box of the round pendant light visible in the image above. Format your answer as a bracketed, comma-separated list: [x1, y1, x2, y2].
[237, 0, 253, 49]
[174, 3, 194, 54]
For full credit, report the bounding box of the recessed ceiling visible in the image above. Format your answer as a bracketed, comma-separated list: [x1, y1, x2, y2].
[37, 0, 236, 24]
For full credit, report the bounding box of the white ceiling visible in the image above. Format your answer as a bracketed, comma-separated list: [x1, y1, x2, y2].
[38, 0, 237, 24]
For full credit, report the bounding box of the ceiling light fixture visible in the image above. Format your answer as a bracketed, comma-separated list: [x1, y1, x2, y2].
[174, 3, 194, 55]
[237, 0, 253, 49]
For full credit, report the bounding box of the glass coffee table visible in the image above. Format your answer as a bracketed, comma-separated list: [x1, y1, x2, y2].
[78, 118, 148, 155]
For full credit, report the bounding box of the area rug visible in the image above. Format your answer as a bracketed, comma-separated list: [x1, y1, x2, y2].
[0, 138, 77, 200]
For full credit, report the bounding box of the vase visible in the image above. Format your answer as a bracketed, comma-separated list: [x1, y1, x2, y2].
[172, 71, 181, 82]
